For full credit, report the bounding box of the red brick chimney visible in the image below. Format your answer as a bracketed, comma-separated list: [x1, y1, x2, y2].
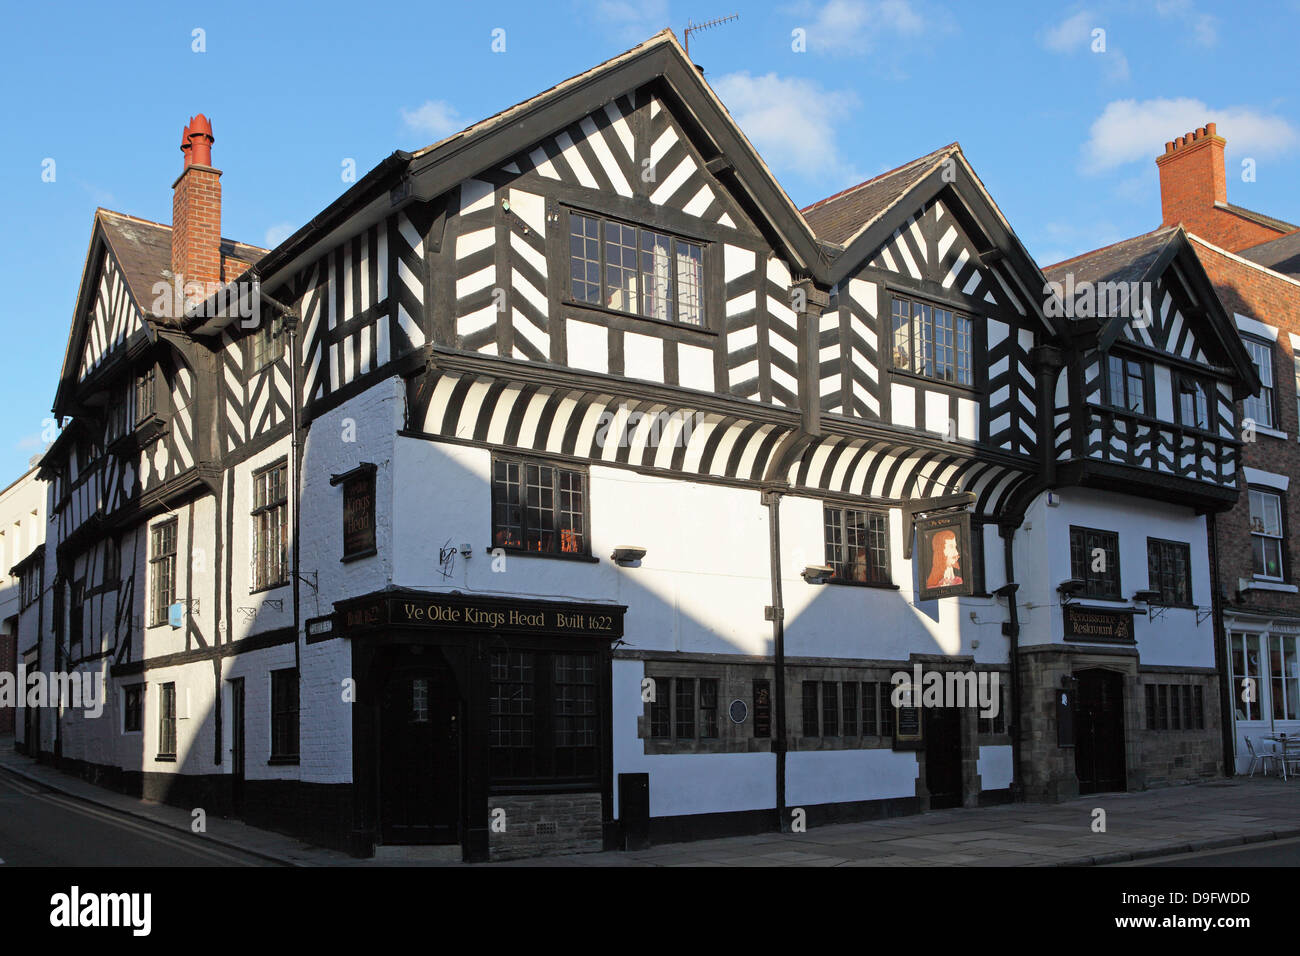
[171, 114, 222, 298]
[1155, 123, 1290, 251]
[1156, 123, 1226, 232]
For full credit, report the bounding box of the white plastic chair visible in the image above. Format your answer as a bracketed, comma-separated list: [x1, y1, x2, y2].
[1246, 736, 1281, 777]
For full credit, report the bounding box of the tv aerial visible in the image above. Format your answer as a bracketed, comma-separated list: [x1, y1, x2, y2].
[683, 13, 739, 58]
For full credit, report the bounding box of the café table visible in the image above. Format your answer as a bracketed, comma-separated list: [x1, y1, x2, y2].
[1263, 734, 1300, 781]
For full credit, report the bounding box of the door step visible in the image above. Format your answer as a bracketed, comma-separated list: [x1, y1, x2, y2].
[372, 844, 462, 863]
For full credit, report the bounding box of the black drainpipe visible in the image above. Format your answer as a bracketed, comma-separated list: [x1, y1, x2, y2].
[1207, 510, 1236, 776]
[999, 524, 1024, 802]
[762, 489, 787, 831]
[759, 489, 780, 832]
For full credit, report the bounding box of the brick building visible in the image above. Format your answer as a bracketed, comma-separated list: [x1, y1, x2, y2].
[1153, 124, 1300, 773]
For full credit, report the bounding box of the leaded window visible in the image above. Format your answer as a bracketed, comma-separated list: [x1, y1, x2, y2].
[149, 519, 177, 626]
[1106, 354, 1148, 414]
[1069, 525, 1121, 599]
[824, 505, 890, 585]
[1147, 538, 1192, 605]
[890, 295, 972, 385]
[568, 212, 705, 326]
[491, 457, 587, 556]
[270, 668, 299, 760]
[252, 462, 288, 590]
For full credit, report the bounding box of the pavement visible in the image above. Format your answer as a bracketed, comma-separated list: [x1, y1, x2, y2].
[3, 737, 1300, 866]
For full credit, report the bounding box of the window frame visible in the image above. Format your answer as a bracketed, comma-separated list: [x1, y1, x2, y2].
[1069, 525, 1123, 600]
[823, 503, 892, 587]
[249, 312, 285, 374]
[565, 207, 709, 329]
[1174, 371, 1215, 433]
[251, 459, 289, 592]
[1104, 352, 1151, 415]
[489, 454, 592, 559]
[135, 367, 157, 424]
[123, 684, 144, 734]
[270, 668, 300, 763]
[889, 292, 975, 387]
[1146, 537, 1193, 607]
[1248, 486, 1287, 582]
[1241, 333, 1277, 430]
[493, 647, 602, 787]
[149, 518, 178, 627]
[157, 682, 177, 760]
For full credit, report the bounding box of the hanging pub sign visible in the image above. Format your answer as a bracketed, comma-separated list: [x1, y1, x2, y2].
[331, 463, 377, 561]
[1063, 605, 1136, 643]
[915, 510, 974, 601]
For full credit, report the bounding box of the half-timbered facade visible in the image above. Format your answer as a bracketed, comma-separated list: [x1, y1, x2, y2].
[18, 32, 1260, 861]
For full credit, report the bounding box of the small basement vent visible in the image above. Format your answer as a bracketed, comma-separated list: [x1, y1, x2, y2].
[536, 821, 558, 836]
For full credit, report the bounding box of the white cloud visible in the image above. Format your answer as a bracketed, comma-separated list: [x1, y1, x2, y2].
[1156, 0, 1218, 47]
[400, 100, 465, 141]
[1042, 10, 1094, 53]
[712, 71, 864, 187]
[794, 0, 928, 55]
[1082, 98, 1298, 173]
[263, 222, 295, 248]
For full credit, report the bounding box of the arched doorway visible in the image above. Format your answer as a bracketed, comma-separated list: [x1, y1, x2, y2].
[1074, 668, 1126, 794]
[376, 646, 463, 845]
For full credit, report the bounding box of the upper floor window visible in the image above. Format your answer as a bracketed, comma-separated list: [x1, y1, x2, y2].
[1249, 487, 1285, 581]
[568, 212, 705, 326]
[491, 457, 588, 556]
[1069, 525, 1121, 599]
[1176, 374, 1212, 431]
[252, 462, 289, 590]
[19, 564, 41, 610]
[105, 390, 129, 445]
[149, 519, 177, 626]
[1147, 538, 1192, 605]
[1106, 354, 1148, 415]
[135, 368, 156, 423]
[823, 505, 890, 585]
[890, 295, 972, 385]
[1242, 335, 1275, 429]
[69, 579, 85, 658]
[250, 313, 285, 373]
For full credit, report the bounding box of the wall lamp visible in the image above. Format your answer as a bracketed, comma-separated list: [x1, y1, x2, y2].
[611, 546, 647, 567]
[802, 565, 835, 584]
[1057, 578, 1086, 606]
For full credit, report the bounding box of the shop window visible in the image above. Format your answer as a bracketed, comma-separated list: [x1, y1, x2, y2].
[491, 650, 599, 784]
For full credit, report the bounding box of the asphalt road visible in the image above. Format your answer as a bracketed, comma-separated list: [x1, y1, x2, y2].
[1121, 835, 1300, 866]
[0, 770, 268, 866]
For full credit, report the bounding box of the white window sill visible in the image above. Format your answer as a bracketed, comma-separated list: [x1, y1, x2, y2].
[1243, 579, 1299, 594]
[1249, 424, 1289, 440]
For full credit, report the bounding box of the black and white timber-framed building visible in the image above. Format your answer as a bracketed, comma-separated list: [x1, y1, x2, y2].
[13, 31, 1261, 860]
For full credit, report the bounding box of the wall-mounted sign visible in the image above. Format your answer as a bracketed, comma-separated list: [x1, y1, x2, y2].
[305, 614, 335, 644]
[335, 464, 377, 561]
[1063, 605, 1136, 643]
[335, 591, 626, 640]
[915, 511, 974, 601]
[729, 699, 748, 724]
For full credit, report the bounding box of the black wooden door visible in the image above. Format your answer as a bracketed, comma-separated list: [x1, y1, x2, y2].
[379, 661, 461, 845]
[1075, 669, 1126, 794]
[924, 705, 963, 809]
[229, 678, 245, 815]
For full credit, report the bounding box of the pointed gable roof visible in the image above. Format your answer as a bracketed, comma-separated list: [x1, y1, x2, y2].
[1043, 226, 1259, 394]
[250, 30, 829, 298]
[52, 208, 265, 416]
[801, 143, 958, 247]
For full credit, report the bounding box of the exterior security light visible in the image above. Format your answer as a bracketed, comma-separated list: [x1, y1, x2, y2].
[611, 546, 646, 566]
[802, 565, 834, 584]
[459, 543, 472, 558]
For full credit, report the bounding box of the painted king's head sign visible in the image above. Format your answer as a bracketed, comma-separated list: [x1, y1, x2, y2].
[916, 511, 974, 601]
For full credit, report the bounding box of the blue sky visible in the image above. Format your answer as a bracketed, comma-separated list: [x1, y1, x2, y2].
[1, 0, 1297, 480]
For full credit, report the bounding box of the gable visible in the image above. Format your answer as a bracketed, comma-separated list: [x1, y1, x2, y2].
[820, 195, 1039, 457]
[78, 247, 144, 382]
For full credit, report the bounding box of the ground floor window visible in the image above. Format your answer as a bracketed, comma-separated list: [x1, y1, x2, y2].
[157, 683, 176, 758]
[491, 649, 602, 785]
[123, 684, 143, 734]
[646, 674, 719, 744]
[1144, 683, 1205, 730]
[270, 668, 299, 761]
